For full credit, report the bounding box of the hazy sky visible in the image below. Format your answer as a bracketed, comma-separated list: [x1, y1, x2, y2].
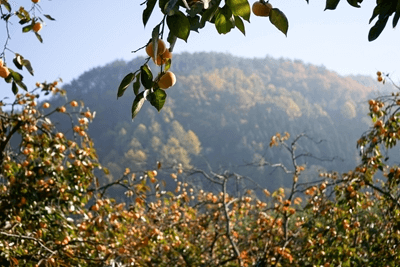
[1, 0, 399, 100]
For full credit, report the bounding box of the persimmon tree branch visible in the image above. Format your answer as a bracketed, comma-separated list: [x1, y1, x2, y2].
[0, 231, 56, 255]
[0, 120, 22, 163]
[221, 177, 242, 266]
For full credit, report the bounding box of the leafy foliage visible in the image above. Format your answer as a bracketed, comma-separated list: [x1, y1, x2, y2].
[0, 3, 55, 94]
[2, 78, 400, 265]
[324, 0, 400, 41]
[115, 0, 399, 118]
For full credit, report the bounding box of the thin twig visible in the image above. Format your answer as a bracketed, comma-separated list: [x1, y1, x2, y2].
[0, 231, 56, 255]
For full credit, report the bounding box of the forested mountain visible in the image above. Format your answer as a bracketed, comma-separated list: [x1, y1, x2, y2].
[48, 52, 389, 192]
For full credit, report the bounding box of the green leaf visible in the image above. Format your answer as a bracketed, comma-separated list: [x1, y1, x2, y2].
[226, 0, 250, 22]
[394, 11, 400, 28]
[151, 25, 160, 59]
[393, 1, 400, 27]
[167, 11, 191, 41]
[167, 32, 177, 52]
[369, 5, 380, 23]
[200, 0, 221, 26]
[234, 15, 245, 35]
[35, 32, 43, 43]
[164, 59, 172, 71]
[140, 64, 153, 89]
[22, 59, 34, 76]
[159, 0, 170, 13]
[44, 14, 56, 21]
[20, 8, 30, 20]
[215, 6, 235, 34]
[12, 82, 18, 95]
[10, 70, 23, 82]
[19, 19, 30, 25]
[142, 0, 157, 27]
[133, 73, 141, 96]
[22, 25, 32, 33]
[2, 14, 11, 22]
[269, 8, 289, 36]
[5, 71, 12, 83]
[117, 72, 135, 98]
[147, 89, 167, 112]
[132, 91, 146, 119]
[165, 0, 179, 14]
[187, 3, 204, 17]
[13, 55, 23, 70]
[347, 0, 362, 8]
[189, 15, 202, 32]
[325, 0, 341, 10]
[368, 17, 388, 41]
[2, 2, 11, 12]
[16, 80, 27, 91]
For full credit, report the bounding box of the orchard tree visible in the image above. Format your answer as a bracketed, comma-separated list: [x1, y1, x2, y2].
[116, 0, 400, 119]
[0, 1, 55, 94]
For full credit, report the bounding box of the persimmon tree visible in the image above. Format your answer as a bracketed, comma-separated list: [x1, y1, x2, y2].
[117, 0, 400, 118]
[0, 1, 55, 94]
[0, 85, 104, 265]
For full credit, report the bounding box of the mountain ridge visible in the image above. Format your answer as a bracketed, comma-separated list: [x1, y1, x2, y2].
[47, 52, 391, 192]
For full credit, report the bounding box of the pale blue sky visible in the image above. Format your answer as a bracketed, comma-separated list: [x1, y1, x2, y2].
[1, 0, 399, 100]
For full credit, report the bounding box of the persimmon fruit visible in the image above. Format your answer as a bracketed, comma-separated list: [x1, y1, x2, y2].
[33, 22, 42, 33]
[0, 66, 10, 78]
[154, 49, 173, 65]
[158, 71, 176, 89]
[84, 111, 92, 118]
[32, 0, 40, 3]
[146, 39, 166, 58]
[252, 1, 273, 17]
[375, 120, 383, 127]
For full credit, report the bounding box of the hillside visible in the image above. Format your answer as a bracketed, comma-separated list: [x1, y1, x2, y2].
[48, 52, 388, 192]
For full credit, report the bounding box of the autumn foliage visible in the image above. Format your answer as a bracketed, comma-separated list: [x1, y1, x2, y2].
[2, 0, 400, 266]
[2, 78, 400, 266]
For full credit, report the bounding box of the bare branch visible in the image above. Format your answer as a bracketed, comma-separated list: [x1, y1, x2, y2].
[221, 178, 242, 266]
[188, 168, 223, 185]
